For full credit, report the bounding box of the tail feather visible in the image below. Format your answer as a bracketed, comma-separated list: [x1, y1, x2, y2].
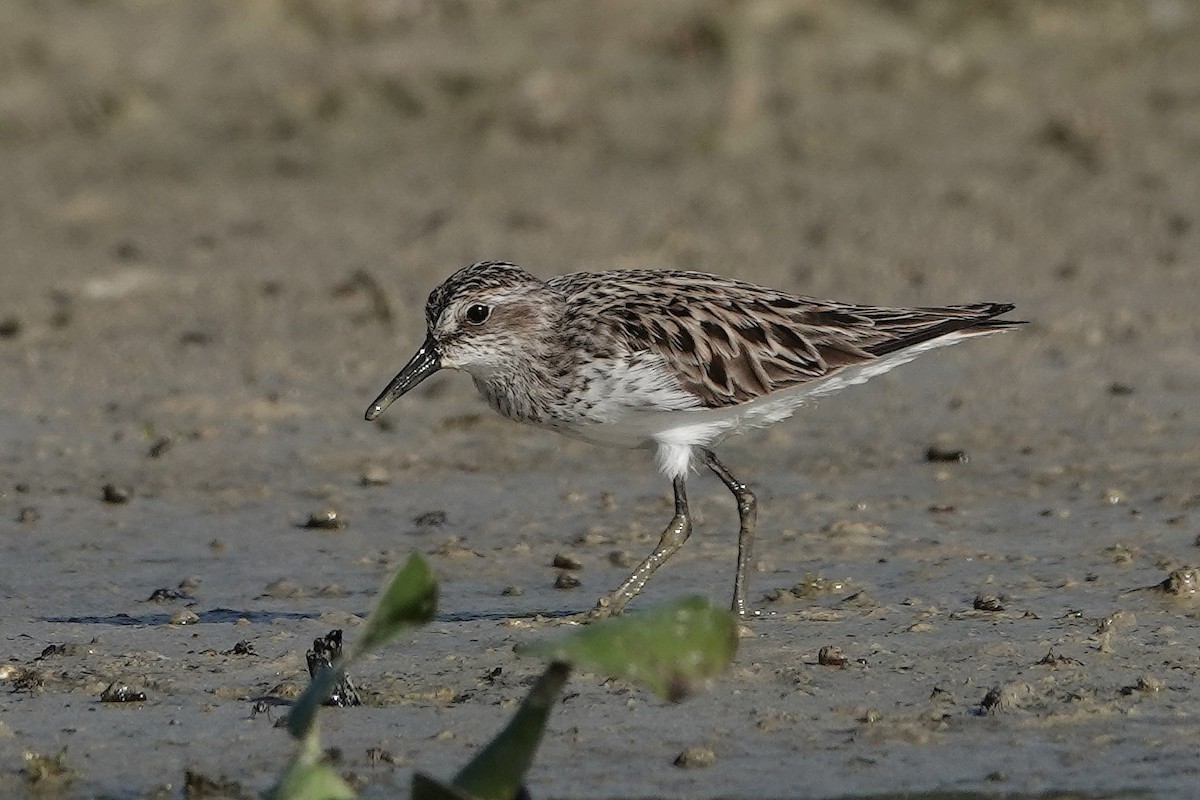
[868, 303, 1025, 359]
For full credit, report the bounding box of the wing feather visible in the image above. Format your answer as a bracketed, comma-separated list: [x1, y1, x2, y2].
[550, 270, 1022, 409]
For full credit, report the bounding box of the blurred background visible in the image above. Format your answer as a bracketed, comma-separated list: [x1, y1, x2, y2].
[3, 1, 1197, 493]
[4, 2, 1197, 442]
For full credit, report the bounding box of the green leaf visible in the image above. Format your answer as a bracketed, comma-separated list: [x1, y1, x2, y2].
[267, 736, 357, 800]
[285, 667, 342, 741]
[411, 772, 475, 800]
[450, 662, 570, 800]
[518, 596, 736, 702]
[287, 554, 437, 741]
[267, 761, 357, 800]
[353, 553, 438, 659]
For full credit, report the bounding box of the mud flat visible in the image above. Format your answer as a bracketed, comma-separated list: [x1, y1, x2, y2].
[1, 3, 1198, 798]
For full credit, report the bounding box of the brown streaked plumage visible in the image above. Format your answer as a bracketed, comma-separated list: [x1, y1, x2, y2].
[550, 269, 1016, 408]
[367, 261, 1024, 618]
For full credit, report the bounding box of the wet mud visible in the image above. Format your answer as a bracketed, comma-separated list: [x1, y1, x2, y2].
[2, 2, 1199, 798]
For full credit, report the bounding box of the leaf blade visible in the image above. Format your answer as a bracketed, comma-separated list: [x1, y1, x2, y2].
[518, 596, 736, 701]
[450, 662, 570, 800]
[354, 553, 438, 659]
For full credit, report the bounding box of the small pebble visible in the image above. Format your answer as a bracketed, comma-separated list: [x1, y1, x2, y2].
[263, 579, 305, 599]
[979, 682, 1031, 713]
[169, 609, 200, 625]
[11, 668, 45, 692]
[501, 586, 524, 597]
[413, 510, 446, 527]
[1121, 674, 1165, 695]
[552, 553, 582, 570]
[553, 572, 581, 590]
[673, 745, 716, 769]
[100, 682, 147, 703]
[973, 594, 1005, 612]
[17, 507, 38, 524]
[367, 747, 396, 766]
[925, 446, 968, 463]
[102, 484, 131, 504]
[1096, 609, 1137, 633]
[302, 508, 345, 530]
[224, 640, 257, 656]
[147, 588, 188, 602]
[432, 537, 479, 557]
[1135, 675, 1165, 693]
[1157, 567, 1198, 596]
[818, 645, 848, 667]
[1036, 650, 1083, 667]
[360, 465, 391, 486]
[1104, 542, 1135, 564]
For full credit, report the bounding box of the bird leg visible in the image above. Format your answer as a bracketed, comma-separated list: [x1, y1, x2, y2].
[591, 475, 691, 619]
[700, 448, 757, 617]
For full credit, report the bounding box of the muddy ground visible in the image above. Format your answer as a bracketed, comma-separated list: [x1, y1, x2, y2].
[2, 2, 1199, 798]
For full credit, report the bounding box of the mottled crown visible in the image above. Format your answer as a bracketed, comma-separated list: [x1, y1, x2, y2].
[425, 260, 540, 327]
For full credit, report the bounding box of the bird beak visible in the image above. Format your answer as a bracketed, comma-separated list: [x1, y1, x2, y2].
[365, 336, 442, 421]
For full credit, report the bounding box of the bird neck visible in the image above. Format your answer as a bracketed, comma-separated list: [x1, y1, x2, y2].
[470, 326, 575, 426]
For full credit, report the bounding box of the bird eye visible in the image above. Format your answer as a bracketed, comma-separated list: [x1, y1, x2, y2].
[465, 304, 491, 325]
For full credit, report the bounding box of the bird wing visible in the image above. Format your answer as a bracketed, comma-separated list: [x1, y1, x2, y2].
[550, 270, 1020, 408]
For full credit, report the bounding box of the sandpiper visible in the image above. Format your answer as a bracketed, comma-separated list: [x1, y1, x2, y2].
[366, 261, 1022, 617]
